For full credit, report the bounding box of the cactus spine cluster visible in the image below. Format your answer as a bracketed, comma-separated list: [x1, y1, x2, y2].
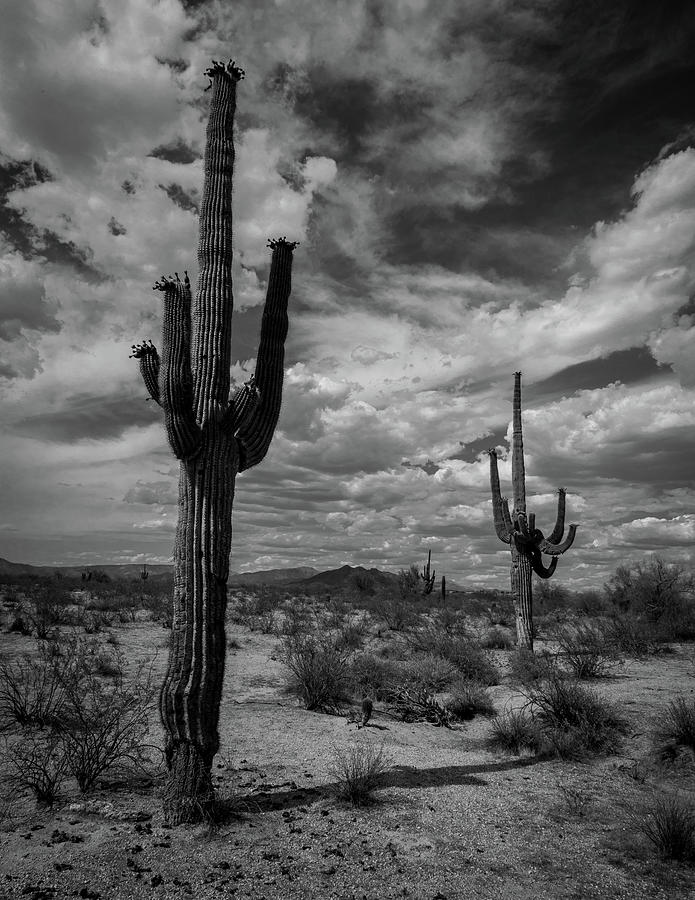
[488, 372, 577, 650]
[131, 60, 297, 823]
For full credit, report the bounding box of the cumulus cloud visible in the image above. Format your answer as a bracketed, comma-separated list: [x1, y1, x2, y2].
[0, 0, 693, 589]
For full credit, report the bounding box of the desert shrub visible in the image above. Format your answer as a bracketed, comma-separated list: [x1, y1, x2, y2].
[278, 599, 314, 637]
[554, 620, 621, 678]
[278, 633, 351, 711]
[396, 653, 459, 693]
[523, 672, 628, 758]
[57, 659, 157, 792]
[409, 626, 496, 680]
[7, 615, 31, 635]
[480, 626, 514, 650]
[0, 638, 158, 794]
[23, 584, 73, 638]
[481, 602, 514, 628]
[507, 648, 558, 685]
[3, 730, 68, 805]
[487, 709, 539, 754]
[334, 617, 369, 652]
[636, 794, 695, 861]
[433, 605, 469, 634]
[653, 697, 695, 752]
[605, 556, 695, 635]
[372, 589, 419, 632]
[328, 742, 392, 806]
[324, 596, 350, 628]
[230, 587, 285, 632]
[600, 615, 656, 657]
[446, 679, 497, 720]
[349, 653, 403, 701]
[0, 650, 68, 730]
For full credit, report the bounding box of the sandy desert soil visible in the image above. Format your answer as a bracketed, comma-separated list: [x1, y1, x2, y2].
[1, 602, 694, 900]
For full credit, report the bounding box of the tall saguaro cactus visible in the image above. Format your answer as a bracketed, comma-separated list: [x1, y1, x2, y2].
[488, 372, 577, 650]
[130, 60, 297, 823]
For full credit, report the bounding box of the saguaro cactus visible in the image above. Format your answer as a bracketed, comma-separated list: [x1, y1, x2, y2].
[420, 549, 436, 594]
[130, 60, 297, 823]
[488, 372, 577, 651]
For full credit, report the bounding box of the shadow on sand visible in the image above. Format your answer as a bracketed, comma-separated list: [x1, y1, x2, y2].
[233, 755, 544, 814]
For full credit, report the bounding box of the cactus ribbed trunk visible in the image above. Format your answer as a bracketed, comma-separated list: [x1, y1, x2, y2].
[131, 60, 297, 823]
[488, 372, 578, 653]
[510, 540, 534, 650]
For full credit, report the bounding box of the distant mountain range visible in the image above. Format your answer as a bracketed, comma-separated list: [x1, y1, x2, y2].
[0, 557, 463, 592]
[0, 557, 172, 580]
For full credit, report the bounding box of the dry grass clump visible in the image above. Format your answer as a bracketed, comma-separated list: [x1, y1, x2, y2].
[479, 626, 514, 650]
[524, 672, 628, 758]
[487, 709, 539, 755]
[328, 742, 392, 806]
[553, 620, 622, 679]
[653, 696, 695, 754]
[635, 794, 695, 861]
[507, 648, 558, 685]
[489, 671, 628, 760]
[445, 679, 497, 720]
[408, 627, 499, 685]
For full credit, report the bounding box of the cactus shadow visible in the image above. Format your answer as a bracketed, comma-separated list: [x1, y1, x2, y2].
[238, 755, 543, 813]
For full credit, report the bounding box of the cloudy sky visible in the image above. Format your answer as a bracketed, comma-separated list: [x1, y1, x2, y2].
[1, 0, 694, 589]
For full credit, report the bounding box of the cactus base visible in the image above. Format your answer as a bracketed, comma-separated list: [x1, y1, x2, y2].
[163, 740, 215, 825]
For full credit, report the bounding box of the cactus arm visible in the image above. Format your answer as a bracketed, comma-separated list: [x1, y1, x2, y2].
[235, 237, 297, 472]
[538, 523, 578, 556]
[530, 551, 557, 579]
[191, 60, 245, 422]
[511, 371, 526, 516]
[230, 375, 260, 429]
[488, 450, 512, 544]
[154, 273, 201, 460]
[130, 340, 161, 405]
[501, 496, 513, 535]
[547, 488, 567, 544]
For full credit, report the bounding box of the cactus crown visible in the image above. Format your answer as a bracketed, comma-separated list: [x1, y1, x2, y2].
[267, 237, 300, 251]
[204, 59, 245, 83]
[129, 339, 157, 359]
[152, 272, 189, 293]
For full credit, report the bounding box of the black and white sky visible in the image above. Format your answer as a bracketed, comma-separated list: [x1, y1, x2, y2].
[1, 0, 694, 587]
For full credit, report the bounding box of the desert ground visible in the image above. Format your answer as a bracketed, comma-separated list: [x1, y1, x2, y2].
[0, 575, 694, 900]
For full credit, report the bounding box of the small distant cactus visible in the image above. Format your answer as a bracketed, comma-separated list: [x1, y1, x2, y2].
[441, 575, 446, 603]
[488, 372, 578, 650]
[140, 564, 149, 582]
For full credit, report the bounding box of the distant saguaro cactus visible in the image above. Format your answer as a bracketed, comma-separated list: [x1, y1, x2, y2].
[488, 372, 577, 650]
[130, 60, 297, 823]
[420, 549, 436, 594]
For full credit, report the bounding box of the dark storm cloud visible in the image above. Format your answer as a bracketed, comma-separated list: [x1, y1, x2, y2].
[0, 277, 59, 340]
[149, 139, 199, 165]
[526, 348, 664, 405]
[0, 156, 105, 280]
[539, 430, 695, 489]
[159, 182, 200, 214]
[11, 391, 160, 443]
